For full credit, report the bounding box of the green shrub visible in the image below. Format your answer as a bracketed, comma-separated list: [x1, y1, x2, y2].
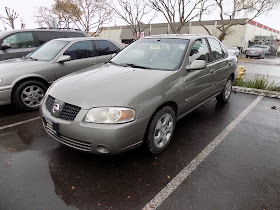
[233, 74, 280, 91]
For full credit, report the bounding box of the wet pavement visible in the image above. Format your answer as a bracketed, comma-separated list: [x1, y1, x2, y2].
[0, 93, 280, 209]
[238, 57, 280, 83]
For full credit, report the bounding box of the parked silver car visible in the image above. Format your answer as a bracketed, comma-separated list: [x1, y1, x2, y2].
[40, 34, 237, 155]
[0, 28, 88, 61]
[226, 47, 240, 57]
[245, 47, 266, 59]
[0, 37, 124, 110]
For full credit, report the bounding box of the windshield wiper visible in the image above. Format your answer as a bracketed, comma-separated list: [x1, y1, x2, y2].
[121, 63, 151, 69]
[29, 57, 38, 61]
[107, 60, 119, 65]
[24, 56, 38, 61]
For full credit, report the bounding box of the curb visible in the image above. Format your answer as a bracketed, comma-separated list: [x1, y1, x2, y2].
[233, 86, 280, 99]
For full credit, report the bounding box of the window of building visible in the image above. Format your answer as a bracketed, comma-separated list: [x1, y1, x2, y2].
[64, 41, 94, 60]
[3, 32, 35, 49]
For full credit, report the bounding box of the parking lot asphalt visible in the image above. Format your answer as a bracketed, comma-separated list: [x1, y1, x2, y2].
[0, 92, 279, 209]
[238, 57, 280, 83]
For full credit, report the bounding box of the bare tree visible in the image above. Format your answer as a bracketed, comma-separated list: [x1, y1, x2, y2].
[148, 0, 204, 34]
[34, 6, 56, 28]
[52, 0, 81, 28]
[73, 0, 112, 36]
[111, 0, 156, 39]
[199, 0, 280, 41]
[0, 7, 19, 29]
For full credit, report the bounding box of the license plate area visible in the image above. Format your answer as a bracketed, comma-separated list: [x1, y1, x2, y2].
[43, 117, 59, 135]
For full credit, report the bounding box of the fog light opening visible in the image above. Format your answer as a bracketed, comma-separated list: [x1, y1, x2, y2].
[96, 145, 109, 154]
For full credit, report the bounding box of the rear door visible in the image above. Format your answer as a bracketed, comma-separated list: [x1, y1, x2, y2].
[54, 40, 98, 79]
[206, 38, 232, 93]
[0, 32, 36, 60]
[94, 40, 121, 63]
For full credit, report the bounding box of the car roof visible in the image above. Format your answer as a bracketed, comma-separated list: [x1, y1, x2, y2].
[0, 28, 87, 38]
[141, 34, 215, 41]
[53, 37, 117, 42]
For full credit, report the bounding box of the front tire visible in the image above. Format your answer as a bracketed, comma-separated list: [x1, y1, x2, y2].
[12, 80, 47, 111]
[145, 106, 176, 154]
[216, 77, 233, 103]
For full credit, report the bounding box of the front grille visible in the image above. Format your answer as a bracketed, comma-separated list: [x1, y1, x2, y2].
[45, 95, 81, 121]
[46, 95, 55, 113]
[59, 103, 81, 121]
[44, 126, 92, 151]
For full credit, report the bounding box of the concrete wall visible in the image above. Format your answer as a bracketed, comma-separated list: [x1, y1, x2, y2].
[98, 19, 280, 49]
[99, 27, 122, 43]
[189, 23, 247, 48]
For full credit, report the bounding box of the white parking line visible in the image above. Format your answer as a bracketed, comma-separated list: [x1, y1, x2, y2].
[0, 116, 40, 131]
[143, 95, 263, 210]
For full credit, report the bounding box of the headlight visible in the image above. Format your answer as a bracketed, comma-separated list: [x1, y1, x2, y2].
[85, 107, 135, 124]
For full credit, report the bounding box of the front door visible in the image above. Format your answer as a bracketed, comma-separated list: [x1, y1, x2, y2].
[0, 32, 36, 60]
[54, 40, 98, 79]
[182, 38, 215, 112]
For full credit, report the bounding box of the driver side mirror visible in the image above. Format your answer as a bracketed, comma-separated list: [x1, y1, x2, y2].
[1, 43, 11, 50]
[57, 55, 71, 63]
[186, 60, 207, 71]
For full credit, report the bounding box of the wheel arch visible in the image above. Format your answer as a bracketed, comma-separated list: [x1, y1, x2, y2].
[11, 76, 50, 102]
[143, 101, 178, 141]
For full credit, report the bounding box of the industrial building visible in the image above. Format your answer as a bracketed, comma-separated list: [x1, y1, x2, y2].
[99, 18, 280, 50]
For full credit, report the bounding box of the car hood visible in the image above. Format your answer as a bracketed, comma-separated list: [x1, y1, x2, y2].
[0, 58, 47, 73]
[48, 64, 173, 109]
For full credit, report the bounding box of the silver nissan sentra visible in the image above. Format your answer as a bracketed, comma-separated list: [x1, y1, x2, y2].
[40, 34, 237, 155]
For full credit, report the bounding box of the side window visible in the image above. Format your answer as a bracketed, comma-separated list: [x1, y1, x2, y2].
[3, 32, 35, 49]
[220, 43, 228, 58]
[207, 38, 223, 61]
[63, 41, 94, 60]
[95, 40, 120, 56]
[37, 32, 52, 45]
[189, 38, 210, 64]
[51, 32, 65, 39]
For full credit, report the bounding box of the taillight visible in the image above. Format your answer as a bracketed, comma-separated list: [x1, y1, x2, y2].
[256, 51, 261, 53]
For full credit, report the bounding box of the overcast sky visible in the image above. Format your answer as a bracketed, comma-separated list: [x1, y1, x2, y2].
[1, 0, 280, 32]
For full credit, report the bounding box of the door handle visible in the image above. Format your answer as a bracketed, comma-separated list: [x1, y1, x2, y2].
[229, 62, 232, 66]
[210, 69, 215, 74]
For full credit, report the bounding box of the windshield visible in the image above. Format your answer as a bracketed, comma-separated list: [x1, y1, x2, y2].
[26, 40, 69, 61]
[111, 38, 189, 71]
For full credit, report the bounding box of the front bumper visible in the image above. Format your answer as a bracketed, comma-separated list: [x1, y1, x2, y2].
[0, 85, 13, 106]
[40, 102, 150, 155]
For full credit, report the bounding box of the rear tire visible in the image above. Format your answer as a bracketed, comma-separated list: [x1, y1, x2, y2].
[145, 106, 176, 154]
[216, 77, 233, 103]
[12, 80, 47, 111]
[246, 55, 248, 58]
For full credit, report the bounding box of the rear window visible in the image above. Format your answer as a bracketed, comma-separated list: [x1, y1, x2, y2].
[37, 31, 65, 45]
[95, 40, 120, 56]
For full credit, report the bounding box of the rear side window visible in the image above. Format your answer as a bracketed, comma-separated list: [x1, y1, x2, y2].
[220, 43, 228, 58]
[95, 40, 120, 56]
[3, 32, 35, 49]
[37, 32, 65, 45]
[189, 38, 210, 64]
[63, 40, 94, 60]
[207, 38, 223, 61]
[66, 32, 86, 38]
